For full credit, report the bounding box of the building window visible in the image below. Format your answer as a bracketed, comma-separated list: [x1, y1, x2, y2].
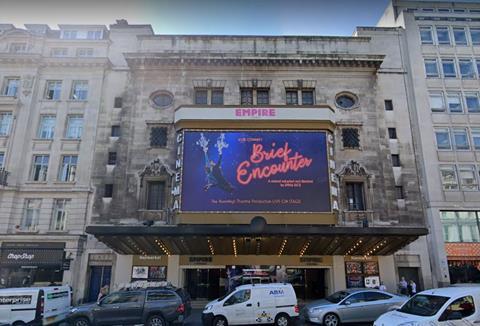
[87, 30, 103, 40]
[458, 165, 478, 191]
[150, 127, 168, 147]
[211, 89, 224, 105]
[419, 26, 434, 44]
[194, 89, 208, 105]
[0, 152, 4, 168]
[440, 165, 459, 190]
[51, 48, 68, 57]
[435, 128, 452, 150]
[3, 78, 19, 97]
[388, 128, 397, 139]
[9, 43, 27, 53]
[0, 112, 13, 136]
[286, 90, 298, 105]
[424, 58, 439, 77]
[335, 93, 358, 109]
[384, 100, 393, 111]
[442, 58, 457, 78]
[256, 89, 269, 105]
[465, 93, 480, 113]
[453, 27, 468, 46]
[471, 128, 480, 150]
[22, 199, 41, 231]
[114, 97, 123, 108]
[302, 90, 315, 105]
[51, 199, 68, 231]
[45, 81, 62, 100]
[31, 155, 49, 181]
[62, 30, 77, 39]
[65, 115, 83, 139]
[453, 128, 470, 150]
[108, 152, 117, 165]
[342, 128, 360, 149]
[429, 92, 445, 112]
[151, 91, 173, 108]
[447, 93, 463, 113]
[58, 155, 77, 182]
[436, 26, 451, 45]
[37, 115, 56, 139]
[104, 184, 113, 198]
[70, 80, 88, 100]
[441, 211, 480, 242]
[459, 59, 475, 79]
[470, 29, 480, 45]
[76, 48, 93, 57]
[391, 154, 401, 167]
[345, 182, 365, 211]
[147, 181, 165, 210]
[395, 186, 405, 199]
[240, 89, 253, 105]
[111, 125, 121, 137]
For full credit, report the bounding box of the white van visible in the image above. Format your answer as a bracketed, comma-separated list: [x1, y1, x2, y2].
[0, 286, 71, 325]
[202, 283, 299, 326]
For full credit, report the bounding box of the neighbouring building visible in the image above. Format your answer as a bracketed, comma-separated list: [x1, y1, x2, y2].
[379, 0, 480, 286]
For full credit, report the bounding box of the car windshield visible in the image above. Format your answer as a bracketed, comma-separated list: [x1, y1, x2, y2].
[218, 289, 234, 302]
[398, 294, 450, 317]
[326, 291, 350, 304]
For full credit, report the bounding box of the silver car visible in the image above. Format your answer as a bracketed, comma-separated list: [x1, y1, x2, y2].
[304, 288, 407, 325]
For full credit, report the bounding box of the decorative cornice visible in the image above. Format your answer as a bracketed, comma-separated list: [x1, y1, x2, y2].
[0, 54, 111, 68]
[139, 157, 174, 186]
[336, 160, 370, 178]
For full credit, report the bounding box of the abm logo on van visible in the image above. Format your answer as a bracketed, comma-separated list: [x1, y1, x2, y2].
[269, 289, 285, 296]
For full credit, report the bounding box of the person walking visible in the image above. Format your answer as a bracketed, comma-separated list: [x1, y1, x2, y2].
[398, 277, 408, 295]
[379, 281, 387, 292]
[408, 280, 417, 297]
[97, 285, 109, 302]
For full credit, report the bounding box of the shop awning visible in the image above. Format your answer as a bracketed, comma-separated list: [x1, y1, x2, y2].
[86, 224, 428, 257]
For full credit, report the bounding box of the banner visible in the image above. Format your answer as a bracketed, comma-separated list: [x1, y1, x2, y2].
[181, 130, 330, 212]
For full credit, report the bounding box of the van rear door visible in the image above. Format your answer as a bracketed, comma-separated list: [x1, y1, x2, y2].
[43, 286, 71, 324]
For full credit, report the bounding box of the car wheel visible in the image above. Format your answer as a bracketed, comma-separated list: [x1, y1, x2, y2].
[12, 322, 26, 326]
[73, 317, 90, 326]
[275, 313, 290, 326]
[213, 316, 228, 326]
[147, 314, 166, 326]
[323, 313, 340, 326]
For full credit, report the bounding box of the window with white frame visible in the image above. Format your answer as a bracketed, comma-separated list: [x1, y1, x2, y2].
[420, 26, 434, 44]
[435, 128, 452, 150]
[429, 92, 445, 112]
[58, 155, 77, 182]
[441, 211, 480, 243]
[22, 199, 41, 231]
[436, 26, 451, 45]
[31, 155, 49, 181]
[440, 165, 459, 190]
[50, 48, 68, 57]
[459, 165, 478, 191]
[0, 152, 4, 168]
[70, 80, 88, 100]
[447, 93, 463, 113]
[453, 128, 470, 150]
[425, 58, 439, 77]
[87, 30, 102, 40]
[442, 58, 457, 78]
[465, 93, 480, 113]
[3, 78, 19, 97]
[65, 115, 83, 139]
[471, 128, 480, 150]
[61, 30, 77, 39]
[471, 28, 480, 45]
[76, 48, 94, 57]
[0, 112, 13, 136]
[453, 27, 468, 46]
[51, 199, 69, 231]
[45, 81, 62, 100]
[9, 42, 27, 53]
[37, 115, 55, 139]
[459, 59, 476, 79]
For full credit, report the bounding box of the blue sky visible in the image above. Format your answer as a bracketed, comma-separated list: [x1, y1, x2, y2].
[1, 0, 391, 36]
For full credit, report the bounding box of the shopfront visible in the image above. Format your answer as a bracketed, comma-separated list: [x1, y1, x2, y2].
[445, 243, 480, 284]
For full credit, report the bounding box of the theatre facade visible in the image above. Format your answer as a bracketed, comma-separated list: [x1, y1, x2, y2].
[85, 22, 431, 301]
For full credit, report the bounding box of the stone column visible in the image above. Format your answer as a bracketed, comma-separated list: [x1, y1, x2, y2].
[332, 256, 346, 291]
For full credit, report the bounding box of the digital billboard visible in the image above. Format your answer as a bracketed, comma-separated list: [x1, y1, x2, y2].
[180, 130, 330, 212]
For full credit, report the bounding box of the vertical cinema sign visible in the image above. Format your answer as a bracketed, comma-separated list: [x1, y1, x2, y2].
[171, 132, 183, 211]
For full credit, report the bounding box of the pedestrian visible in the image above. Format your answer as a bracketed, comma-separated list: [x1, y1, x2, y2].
[379, 281, 387, 292]
[97, 285, 109, 302]
[408, 280, 417, 297]
[398, 276, 408, 295]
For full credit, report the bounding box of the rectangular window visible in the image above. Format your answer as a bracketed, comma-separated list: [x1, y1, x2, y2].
[476, 59, 480, 79]
[420, 26, 434, 44]
[114, 97, 123, 108]
[111, 125, 121, 137]
[388, 128, 397, 139]
[458, 165, 478, 191]
[70, 80, 88, 100]
[447, 93, 463, 113]
[31, 155, 49, 181]
[65, 115, 83, 139]
[9, 42, 26, 53]
[62, 30, 77, 39]
[3, 78, 19, 97]
[211, 89, 224, 105]
[302, 90, 314, 105]
[470, 28, 480, 45]
[256, 89, 269, 105]
[453, 27, 468, 45]
[435, 128, 452, 150]
[108, 152, 117, 165]
[147, 181, 165, 210]
[429, 92, 445, 112]
[453, 128, 470, 150]
[440, 165, 459, 190]
[150, 127, 168, 147]
[395, 186, 405, 199]
[341, 128, 360, 149]
[471, 128, 480, 150]
[58, 155, 77, 182]
[391, 154, 401, 167]
[22, 199, 41, 231]
[453, 9, 466, 13]
[457, 212, 480, 242]
[87, 30, 102, 40]
[442, 58, 457, 78]
[459, 59, 475, 79]
[438, 8, 451, 13]
[37, 115, 56, 139]
[384, 100, 393, 111]
[76, 48, 93, 57]
[286, 90, 298, 105]
[0, 152, 4, 168]
[51, 199, 68, 231]
[0, 112, 13, 136]
[465, 93, 480, 113]
[194, 89, 208, 105]
[425, 58, 439, 77]
[51, 48, 68, 57]
[436, 26, 451, 45]
[104, 184, 113, 198]
[45, 80, 62, 100]
[345, 182, 365, 211]
[240, 89, 253, 105]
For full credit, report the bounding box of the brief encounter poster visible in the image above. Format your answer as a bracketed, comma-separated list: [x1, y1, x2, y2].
[180, 130, 330, 212]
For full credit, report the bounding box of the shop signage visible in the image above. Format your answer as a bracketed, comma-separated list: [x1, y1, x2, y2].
[180, 130, 330, 212]
[0, 242, 65, 267]
[299, 257, 324, 265]
[188, 256, 213, 264]
[171, 132, 183, 212]
[235, 108, 276, 118]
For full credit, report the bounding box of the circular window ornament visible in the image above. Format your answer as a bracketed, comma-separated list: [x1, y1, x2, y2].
[335, 92, 359, 110]
[150, 91, 174, 108]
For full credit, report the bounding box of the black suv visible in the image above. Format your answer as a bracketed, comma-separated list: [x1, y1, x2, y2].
[68, 287, 190, 326]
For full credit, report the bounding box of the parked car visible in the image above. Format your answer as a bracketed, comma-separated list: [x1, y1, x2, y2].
[304, 288, 407, 325]
[202, 283, 299, 326]
[68, 287, 188, 326]
[375, 286, 480, 326]
[0, 285, 72, 325]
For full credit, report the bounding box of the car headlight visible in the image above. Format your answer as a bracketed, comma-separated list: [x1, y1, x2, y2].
[309, 307, 323, 314]
[70, 307, 79, 313]
[204, 305, 213, 311]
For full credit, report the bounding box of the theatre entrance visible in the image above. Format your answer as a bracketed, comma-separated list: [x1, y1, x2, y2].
[288, 268, 327, 300]
[185, 268, 227, 300]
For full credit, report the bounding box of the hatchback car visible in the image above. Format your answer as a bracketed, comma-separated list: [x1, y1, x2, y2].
[304, 288, 407, 325]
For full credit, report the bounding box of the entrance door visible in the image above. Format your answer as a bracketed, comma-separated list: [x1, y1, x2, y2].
[306, 269, 326, 299]
[185, 269, 224, 300]
[88, 266, 111, 302]
[398, 267, 421, 292]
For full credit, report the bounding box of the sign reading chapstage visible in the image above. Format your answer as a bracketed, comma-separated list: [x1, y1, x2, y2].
[181, 130, 330, 212]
